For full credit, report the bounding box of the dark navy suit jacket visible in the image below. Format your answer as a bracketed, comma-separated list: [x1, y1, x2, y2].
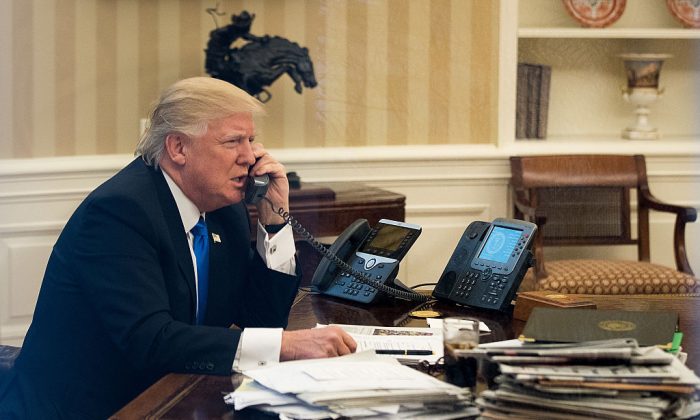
[0, 158, 300, 419]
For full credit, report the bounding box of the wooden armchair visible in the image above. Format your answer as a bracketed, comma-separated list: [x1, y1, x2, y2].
[509, 154, 699, 295]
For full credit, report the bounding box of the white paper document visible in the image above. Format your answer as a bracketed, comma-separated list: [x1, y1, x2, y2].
[427, 317, 491, 333]
[244, 352, 454, 394]
[320, 323, 444, 363]
[499, 357, 700, 384]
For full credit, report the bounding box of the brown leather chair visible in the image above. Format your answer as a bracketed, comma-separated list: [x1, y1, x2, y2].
[509, 154, 699, 295]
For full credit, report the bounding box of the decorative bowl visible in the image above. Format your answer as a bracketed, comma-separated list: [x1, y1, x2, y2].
[666, 0, 700, 28]
[562, 0, 626, 28]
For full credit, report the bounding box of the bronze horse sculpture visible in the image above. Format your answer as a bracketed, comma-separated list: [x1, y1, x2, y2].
[205, 11, 317, 103]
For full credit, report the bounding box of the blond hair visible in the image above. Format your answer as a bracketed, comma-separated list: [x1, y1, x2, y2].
[135, 77, 265, 167]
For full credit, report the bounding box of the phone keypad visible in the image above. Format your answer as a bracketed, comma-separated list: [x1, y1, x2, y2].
[336, 276, 377, 297]
[450, 270, 512, 306]
[452, 271, 479, 300]
[326, 255, 397, 303]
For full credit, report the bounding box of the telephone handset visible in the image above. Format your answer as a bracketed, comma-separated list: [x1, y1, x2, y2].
[432, 218, 537, 312]
[310, 219, 426, 303]
[245, 174, 270, 205]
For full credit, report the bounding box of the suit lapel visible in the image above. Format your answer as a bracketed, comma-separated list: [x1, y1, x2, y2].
[205, 207, 251, 326]
[149, 165, 198, 318]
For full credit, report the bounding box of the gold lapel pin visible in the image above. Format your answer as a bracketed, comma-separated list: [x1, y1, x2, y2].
[212, 233, 221, 243]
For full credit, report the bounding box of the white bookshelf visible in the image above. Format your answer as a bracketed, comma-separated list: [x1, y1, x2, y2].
[498, 1, 700, 156]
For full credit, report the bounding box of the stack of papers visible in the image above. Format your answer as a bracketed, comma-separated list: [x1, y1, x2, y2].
[224, 351, 479, 419]
[474, 339, 700, 419]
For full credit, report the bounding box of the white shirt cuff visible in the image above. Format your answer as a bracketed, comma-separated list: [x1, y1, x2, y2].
[256, 221, 297, 273]
[233, 328, 283, 372]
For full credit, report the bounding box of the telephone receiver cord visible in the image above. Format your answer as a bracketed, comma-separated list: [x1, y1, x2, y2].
[263, 198, 429, 302]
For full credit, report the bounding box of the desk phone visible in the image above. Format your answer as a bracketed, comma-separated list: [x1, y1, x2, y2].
[310, 219, 425, 303]
[432, 218, 536, 312]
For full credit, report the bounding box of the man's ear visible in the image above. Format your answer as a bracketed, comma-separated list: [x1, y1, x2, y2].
[164, 133, 187, 166]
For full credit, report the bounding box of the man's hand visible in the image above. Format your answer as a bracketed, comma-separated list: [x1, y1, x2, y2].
[280, 327, 357, 361]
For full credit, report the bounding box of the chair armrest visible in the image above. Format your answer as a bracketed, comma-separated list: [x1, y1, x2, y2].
[640, 187, 696, 276]
[640, 187, 697, 222]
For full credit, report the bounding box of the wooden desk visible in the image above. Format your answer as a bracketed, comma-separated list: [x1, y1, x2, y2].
[248, 182, 406, 285]
[112, 293, 700, 419]
[111, 293, 516, 419]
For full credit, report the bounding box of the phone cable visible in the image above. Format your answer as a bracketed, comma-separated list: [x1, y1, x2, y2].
[264, 198, 429, 302]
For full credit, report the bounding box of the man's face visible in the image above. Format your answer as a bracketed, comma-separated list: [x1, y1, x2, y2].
[179, 113, 257, 212]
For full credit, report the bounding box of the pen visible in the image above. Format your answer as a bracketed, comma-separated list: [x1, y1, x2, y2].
[375, 349, 433, 356]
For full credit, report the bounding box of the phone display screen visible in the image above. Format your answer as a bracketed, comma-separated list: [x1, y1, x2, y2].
[478, 226, 522, 263]
[360, 224, 412, 257]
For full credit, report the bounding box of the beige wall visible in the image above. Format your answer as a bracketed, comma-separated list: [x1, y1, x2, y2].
[0, 0, 500, 159]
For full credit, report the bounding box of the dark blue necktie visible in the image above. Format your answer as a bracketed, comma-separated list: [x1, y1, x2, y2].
[191, 217, 209, 325]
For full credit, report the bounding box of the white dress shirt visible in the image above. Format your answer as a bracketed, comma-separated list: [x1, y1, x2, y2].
[162, 171, 296, 371]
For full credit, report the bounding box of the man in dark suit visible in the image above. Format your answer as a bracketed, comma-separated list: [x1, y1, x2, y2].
[0, 77, 356, 419]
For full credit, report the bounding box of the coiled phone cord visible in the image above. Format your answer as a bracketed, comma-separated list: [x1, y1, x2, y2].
[264, 198, 429, 302]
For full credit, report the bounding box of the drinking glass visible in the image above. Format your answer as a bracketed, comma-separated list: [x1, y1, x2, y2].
[443, 317, 479, 389]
